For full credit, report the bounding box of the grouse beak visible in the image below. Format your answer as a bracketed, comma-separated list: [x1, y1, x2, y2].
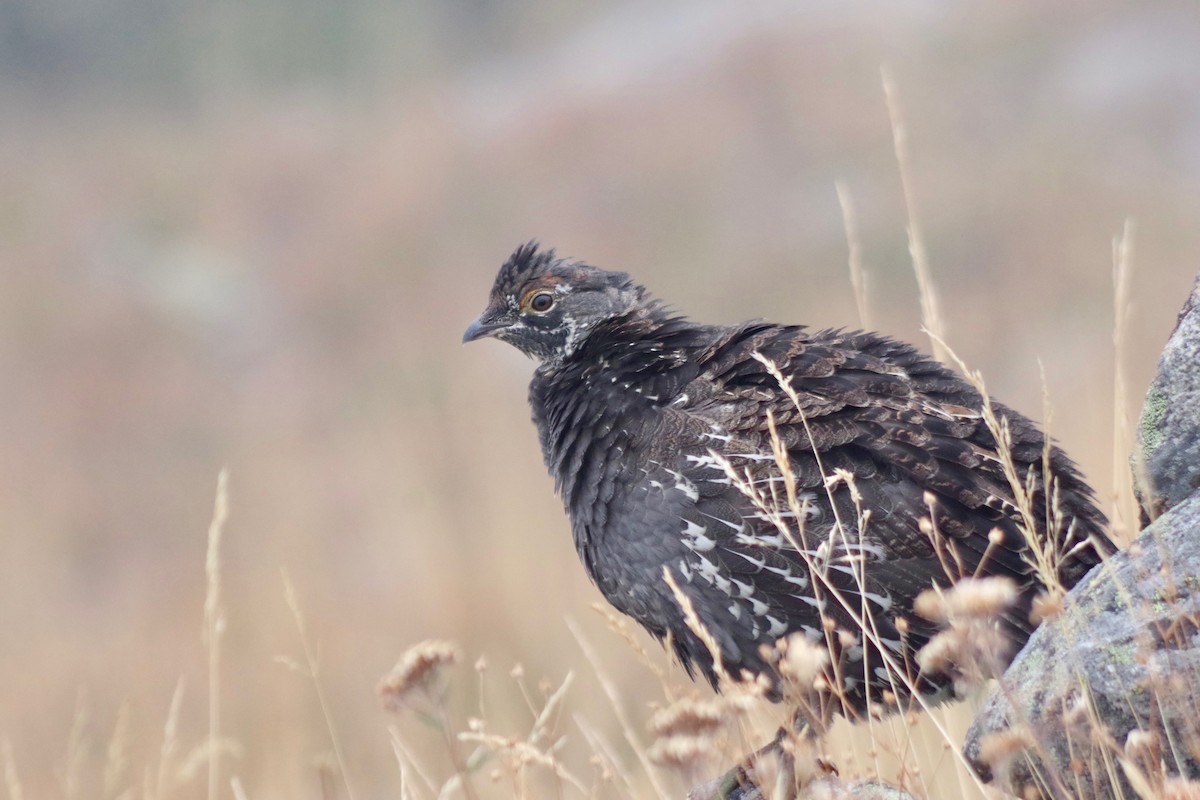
[462, 314, 508, 343]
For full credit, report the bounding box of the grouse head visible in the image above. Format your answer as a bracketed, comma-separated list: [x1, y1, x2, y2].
[463, 242, 643, 363]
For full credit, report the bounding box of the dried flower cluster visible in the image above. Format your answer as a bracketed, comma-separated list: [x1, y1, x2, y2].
[914, 577, 1018, 695]
[976, 727, 1035, 776]
[776, 634, 830, 691]
[646, 694, 753, 779]
[377, 639, 461, 713]
[1028, 590, 1064, 624]
[1161, 777, 1200, 800]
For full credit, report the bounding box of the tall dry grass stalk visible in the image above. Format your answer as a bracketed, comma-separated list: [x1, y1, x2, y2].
[102, 703, 130, 800]
[63, 690, 88, 800]
[927, 331, 1097, 600]
[152, 679, 186, 800]
[281, 571, 361, 800]
[882, 67, 947, 364]
[835, 181, 871, 330]
[203, 468, 229, 800]
[1111, 219, 1140, 543]
[567, 618, 674, 800]
[3, 739, 24, 800]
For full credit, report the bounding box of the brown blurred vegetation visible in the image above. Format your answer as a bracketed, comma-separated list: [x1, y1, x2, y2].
[2, 0, 1199, 797]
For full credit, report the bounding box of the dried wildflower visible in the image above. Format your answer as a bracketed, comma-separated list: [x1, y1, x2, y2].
[915, 579, 1016, 693]
[914, 578, 1018, 687]
[1124, 729, 1158, 757]
[913, 587, 947, 623]
[944, 576, 1018, 620]
[647, 734, 712, 770]
[914, 630, 959, 674]
[917, 577, 1018, 624]
[1062, 690, 1090, 733]
[1029, 590, 1064, 624]
[647, 698, 726, 738]
[377, 640, 460, 713]
[1161, 777, 1200, 800]
[745, 741, 803, 798]
[779, 634, 829, 688]
[746, 671, 774, 697]
[977, 728, 1034, 774]
[1124, 728, 1162, 783]
[721, 690, 762, 714]
[589, 753, 614, 782]
[647, 694, 752, 782]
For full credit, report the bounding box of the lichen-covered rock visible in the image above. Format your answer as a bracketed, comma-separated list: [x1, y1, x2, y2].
[1137, 273, 1200, 520]
[688, 774, 919, 800]
[802, 779, 920, 800]
[963, 491, 1200, 799]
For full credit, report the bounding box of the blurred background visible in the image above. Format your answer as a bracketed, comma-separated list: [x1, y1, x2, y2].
[2, 0, 1199, 797]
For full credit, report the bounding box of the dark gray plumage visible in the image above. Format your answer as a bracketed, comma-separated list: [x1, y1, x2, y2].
[465, 242, 1113, 714]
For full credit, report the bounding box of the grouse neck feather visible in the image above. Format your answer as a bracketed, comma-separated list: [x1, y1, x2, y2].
[528, 303, 709, 550]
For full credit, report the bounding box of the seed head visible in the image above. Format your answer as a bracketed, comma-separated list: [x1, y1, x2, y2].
[1161, 778, 1200, 800]
[779, 633, 829, 688]
[913, 587, 948, 623]
[1030, 590, 1064, 624]
[648, 698, 727, 738]
[945, 576, 1018, 620]
[648, 735, 712, 770]
[377, 640, 461, 713]
[977, 728, 1034, 774]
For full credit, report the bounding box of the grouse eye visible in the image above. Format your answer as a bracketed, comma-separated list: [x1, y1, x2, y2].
[529, 291, 555, 313]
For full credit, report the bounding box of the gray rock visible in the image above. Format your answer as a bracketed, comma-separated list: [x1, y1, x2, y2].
[688, 773, 919, 800]
[963, 491, 1200, 799]
[804, 780, 921, 800]
[1137, 273, 1200, 520]
[801, 779, 920, 800]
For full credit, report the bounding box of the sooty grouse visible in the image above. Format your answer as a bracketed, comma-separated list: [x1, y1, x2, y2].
[464, 242, 1112, 717]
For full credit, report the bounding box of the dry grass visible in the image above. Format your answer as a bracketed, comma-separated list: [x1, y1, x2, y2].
[137, 442, 1063, 800]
